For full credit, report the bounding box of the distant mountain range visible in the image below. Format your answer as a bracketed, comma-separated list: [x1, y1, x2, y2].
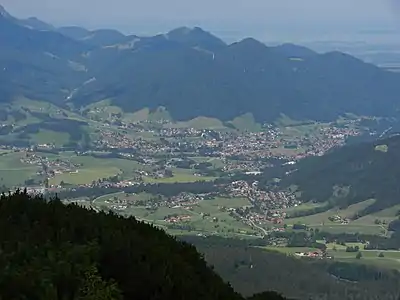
[1, 5, 400, 122]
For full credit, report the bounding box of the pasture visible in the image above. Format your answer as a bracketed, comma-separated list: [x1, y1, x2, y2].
[264, 244, 400, 270]
[166, 116, 226, 130]
[283, 199, 389, 235]
[49, 167, 120, 185]
[0, 151, 41, 187]
[30, 129, 70, 146]
[92, 193, 256, 237]
[49, 153, 151, 186]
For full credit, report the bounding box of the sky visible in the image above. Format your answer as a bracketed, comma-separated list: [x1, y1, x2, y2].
[2, 0, 400, 42]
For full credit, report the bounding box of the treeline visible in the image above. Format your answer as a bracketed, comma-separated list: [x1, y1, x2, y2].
[264, 226, 400, 254]
[315, 230, 400, 251]
[14, 117, 89, 142]
[188, 236, 400, 300]
[285, 202, 334, 219]
[0, 191, 288, 300]
[272, 228, 400, 252]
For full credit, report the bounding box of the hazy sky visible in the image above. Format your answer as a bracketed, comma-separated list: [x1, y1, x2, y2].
[2, 0, 400, 42]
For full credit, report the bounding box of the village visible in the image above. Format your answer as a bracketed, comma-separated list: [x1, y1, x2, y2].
[86, 178, 302, 236]
[19, 152, 81, 180]
[0, 116, 364, 194]
[90, 118, 362, 169]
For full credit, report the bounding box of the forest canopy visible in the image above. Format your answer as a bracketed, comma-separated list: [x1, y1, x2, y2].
[0, 190, 287, 300]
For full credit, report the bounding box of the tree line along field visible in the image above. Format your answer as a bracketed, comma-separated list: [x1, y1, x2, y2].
[263, 241, 400, 271]
[282, 199, 399, 236]
[89, 192, 257, 238]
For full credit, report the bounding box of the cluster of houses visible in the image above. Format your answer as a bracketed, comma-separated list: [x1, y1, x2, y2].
[164, 215, 192, 223]
[20, 152, 80, 179]
[294, 250, 333, 260]
[158, 128, 203, 138]
[81, 117, 365, 179]
[328, 215, 350, 225]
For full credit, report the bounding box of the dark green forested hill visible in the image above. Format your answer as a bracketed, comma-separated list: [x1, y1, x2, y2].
[0, 191, 287, 300]
[72, 36, 400, 122]
[276, 134, 400, 216]
[184, 236, 400, 300]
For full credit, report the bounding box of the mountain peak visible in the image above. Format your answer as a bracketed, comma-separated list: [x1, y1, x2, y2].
[231, 38, 269, 52]
[0, 4, 12, 19]
[20, 17, 55, 31]
[166, 26, 226, 51]
[168, 26, 194, 36]
[272, 43, 317, 58]
[237, 37, 267, 48]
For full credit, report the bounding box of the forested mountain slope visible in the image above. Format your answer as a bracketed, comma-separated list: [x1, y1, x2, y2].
[0, 191, 287, 300]
[1, 5, 400, 122]
[0, 8, 89, 103]
[184, 236, 400, 300]
[277, 134, 400, 215]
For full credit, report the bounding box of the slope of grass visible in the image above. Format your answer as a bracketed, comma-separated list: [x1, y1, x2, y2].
[284, 199, 386, 235]
[228, 113, 262, 132]
[0, 151, 40, 187]
[286, 199, 376, 225]
[124, 108, 150, 123]
[167, 116, 225, 129]
[148, 106, 172, 121]
[29, 129, 70, 146]
[49, 167, 121, 186]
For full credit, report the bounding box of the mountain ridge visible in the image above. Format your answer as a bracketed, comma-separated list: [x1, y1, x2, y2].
[1, 5, 400, 123]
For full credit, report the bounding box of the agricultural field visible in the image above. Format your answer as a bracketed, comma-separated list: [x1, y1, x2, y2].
[283, 199, 389, 235]
[227, 113, 262, 132]
[91, 193, 256, 237]
[49, 154, 151, 186]
[166, 117, 226, 130]
[143, 168, 217, 184]
[0, 151, 41, 187]
[189, 157, 226, 169]
[29, 129, 71, 146]
[283, 201, 327, 215]
[264, 242, 400, 271]
[49, 168, 120, 186]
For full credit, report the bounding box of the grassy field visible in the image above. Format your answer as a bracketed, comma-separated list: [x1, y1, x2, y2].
[283, 199, 387, 235]
[165, 116, 225, 130]
[14, 97, 88, 123]
[352, 204, 400, 226]
[143, 168, 217, 184]
[189, 157, 225, 169]
[30, 129, 70, 146]
[0, 151, 41, 187]
[283, 202, 327, 215]
[228, 113, 262, 132]
[326, 241, 400, 269]
[92, 193, 256, 237]
[49, 154, 151, 186]
[0, 150, 215, 187]
[264, 244, 400, 270]
[49, 167, 120, 185]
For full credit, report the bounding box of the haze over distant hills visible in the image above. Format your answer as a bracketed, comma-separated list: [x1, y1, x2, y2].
[1, 5, 400, 123]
